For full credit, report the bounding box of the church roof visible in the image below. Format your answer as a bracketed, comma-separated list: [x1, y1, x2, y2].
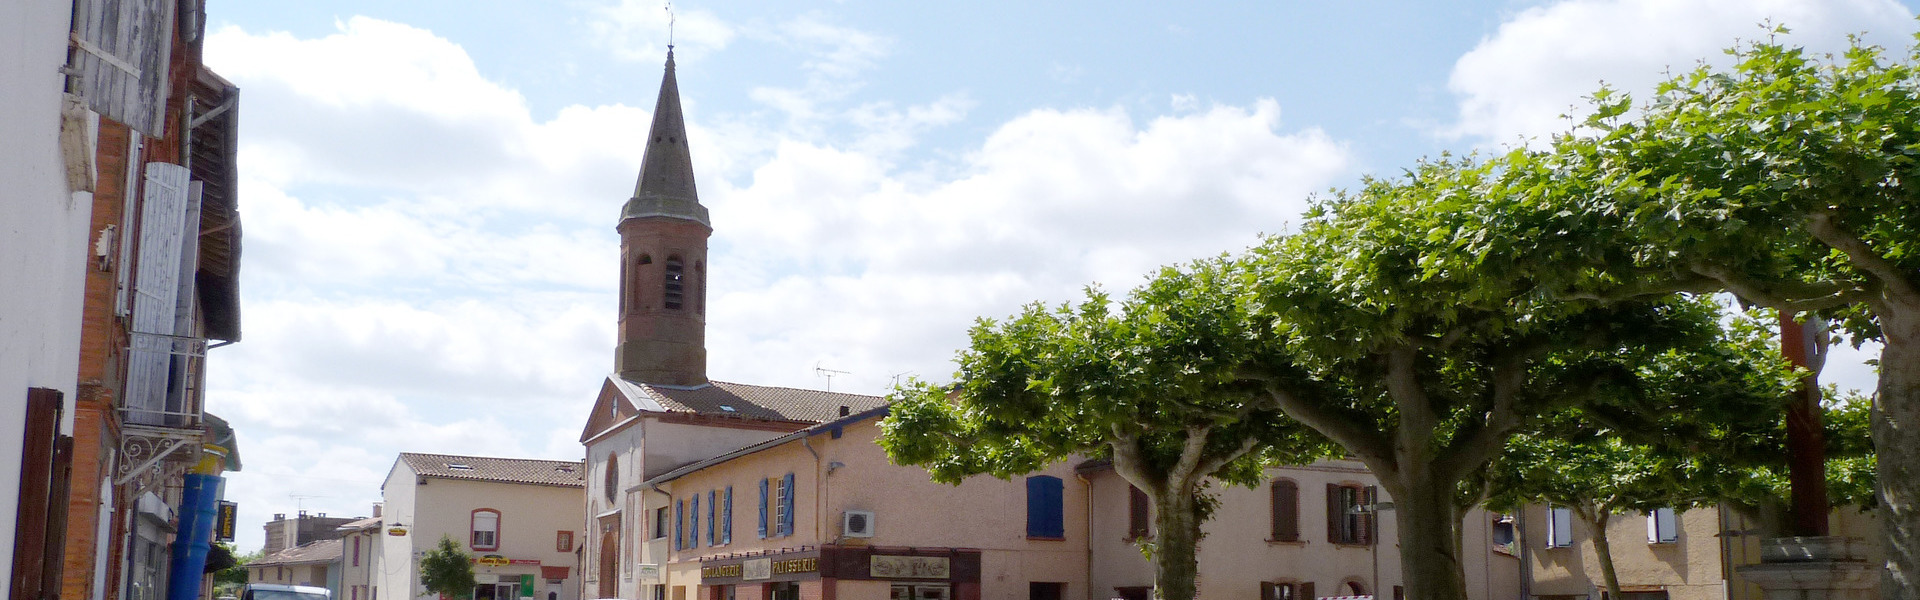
[398, 452, 585, 488]
[614, 378, 889, 424]
[623, 49, 708, 226]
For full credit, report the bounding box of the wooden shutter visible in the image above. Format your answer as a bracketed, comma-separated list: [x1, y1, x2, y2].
[1548, 506, 1572, 548]
[1359, 486, 1377, 545]
[11, 388, 72, 600]
[674, 500, 684, 550]
[706, 490, 716, 546]
[1260, 582, 1277, 600]
[66, 0, 175, 134]
[1128, 486, 1149, 538]
[1299, 582, 1314, 600]
[1325, 483, 1341, 543]
[757, 478, 768, 539]
[126, 162, 191, 425]
[1271, 480, 1298, 542]
[722, 486, 732, 544]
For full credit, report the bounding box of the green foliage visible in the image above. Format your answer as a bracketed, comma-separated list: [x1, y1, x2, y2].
[211, 543, 256, 590]
[419, 535, 476, 600]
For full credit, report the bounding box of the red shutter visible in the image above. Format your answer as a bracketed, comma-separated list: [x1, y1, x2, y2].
[1300, 582, 1315, 600]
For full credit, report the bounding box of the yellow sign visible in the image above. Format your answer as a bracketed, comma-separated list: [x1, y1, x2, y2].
[772, 558, 817, 575]
[476, 555, 510, 567]
[387, 527, 408, 537]
[701, 564, 742, 579]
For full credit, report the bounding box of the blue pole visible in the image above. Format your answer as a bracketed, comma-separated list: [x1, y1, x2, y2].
[167, 473, 223, 600]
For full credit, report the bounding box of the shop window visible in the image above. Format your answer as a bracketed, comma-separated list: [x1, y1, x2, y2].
[770, 583, 800, 600]
[1026, 475, 1065, 539]
[471, 509, 500, 551]
[1270, 479, 1299, 542]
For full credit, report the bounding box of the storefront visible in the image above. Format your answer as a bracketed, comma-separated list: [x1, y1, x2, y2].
[697, 546, 982, 600]
[470, 556, 568, 600]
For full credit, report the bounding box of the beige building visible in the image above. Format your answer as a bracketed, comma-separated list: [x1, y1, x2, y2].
[337, 516, 382, 600]
[373, 453, 586, 600]
[1518, 504, 1881, 600]
[642, 408, 1088, 600]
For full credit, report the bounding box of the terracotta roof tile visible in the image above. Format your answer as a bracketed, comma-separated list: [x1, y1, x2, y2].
[400, 453, 585, 488]
[254, 539, 342, 566]
[626, 379, 886, 424]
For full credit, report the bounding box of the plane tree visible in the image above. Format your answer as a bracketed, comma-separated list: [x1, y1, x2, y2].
[880, 259, 1339, 600]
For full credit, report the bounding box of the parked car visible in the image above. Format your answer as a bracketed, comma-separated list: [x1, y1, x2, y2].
[241, 584, 331, 600]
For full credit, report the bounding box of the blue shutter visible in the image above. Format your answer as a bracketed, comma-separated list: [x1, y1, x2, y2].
[723, 486, 733, 544]
[1027, 476, 1064, 538]
[780, 472, 796, 537]
[674, 500, 684, 550]
[691, 494, 701, 548]
[757, 478, 769, 539]
[707, 490, 717, 546]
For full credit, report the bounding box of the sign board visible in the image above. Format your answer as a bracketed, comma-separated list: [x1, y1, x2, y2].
[214, 502, 238, 542]
[870, 556, 950, 579]
[477, 555, 511, 567]
[388, 527, 408, 537]
[742, 558, 771, 581]
[636, 564, 661, 582]
[519, 574, 534, 598]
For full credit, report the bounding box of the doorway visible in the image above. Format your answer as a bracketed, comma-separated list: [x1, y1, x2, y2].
[889, 584, 950, 600]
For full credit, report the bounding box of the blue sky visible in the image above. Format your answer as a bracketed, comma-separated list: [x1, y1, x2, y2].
[199, 0, 1920, 553]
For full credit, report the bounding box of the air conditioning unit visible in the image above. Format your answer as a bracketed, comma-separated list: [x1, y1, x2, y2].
[843, 510, 876, 538]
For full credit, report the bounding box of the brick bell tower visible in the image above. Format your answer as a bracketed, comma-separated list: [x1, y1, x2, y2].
[615, 48, 710, 386]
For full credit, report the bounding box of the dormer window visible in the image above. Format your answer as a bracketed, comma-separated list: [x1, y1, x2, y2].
[664, 258, 685, 310]
[447, 463, 472, 471]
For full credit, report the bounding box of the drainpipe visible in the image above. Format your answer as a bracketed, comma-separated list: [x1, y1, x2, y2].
[801, 437, 823, 541]
[647, 484, 674, 598]
[1074, 471, 1093, 600]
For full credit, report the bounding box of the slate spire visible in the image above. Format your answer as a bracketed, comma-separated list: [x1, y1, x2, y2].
[622, 48, 708, 226]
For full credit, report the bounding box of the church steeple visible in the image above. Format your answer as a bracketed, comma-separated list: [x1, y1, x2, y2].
[615, 49, 711, 386]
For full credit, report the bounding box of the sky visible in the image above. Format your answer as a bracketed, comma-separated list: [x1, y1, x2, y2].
[199, 0, 1920, 553]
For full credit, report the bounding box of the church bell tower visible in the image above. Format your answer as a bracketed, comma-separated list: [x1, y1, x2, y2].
[615, 49, 710, 386]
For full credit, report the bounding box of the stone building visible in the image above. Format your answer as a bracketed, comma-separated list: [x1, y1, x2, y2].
[264, 511, 362, 555]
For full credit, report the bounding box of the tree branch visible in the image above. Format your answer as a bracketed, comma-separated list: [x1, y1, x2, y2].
[1806, 208, 1920, 299]
[1435, 345, 1532, 481]
[1260, 382, 1395, 473]
[1385, 345, 1438, 462]
[1559, 272, 1722, 302]
[1689, 261, 1873, 311]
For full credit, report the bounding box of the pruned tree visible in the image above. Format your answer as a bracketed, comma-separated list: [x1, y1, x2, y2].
[419, 535, 476, 600]
[881, 259, 1338, 600]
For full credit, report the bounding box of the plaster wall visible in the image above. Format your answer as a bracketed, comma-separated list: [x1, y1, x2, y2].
[1525, 505, 1726, 600]
[586, 422, 643, 598]
[659, 418, 1089, 600]
[0, 0, 91, 587]
[411, 476, 585, 600]
[375, 462, 421, 600]
[339, 529, 378, 600]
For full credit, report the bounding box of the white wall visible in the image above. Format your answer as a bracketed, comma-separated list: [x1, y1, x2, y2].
[375, 462, 421, 600]
[0, 0, 90, 588]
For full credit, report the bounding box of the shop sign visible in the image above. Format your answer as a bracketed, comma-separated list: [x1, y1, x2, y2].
[477, 555, 511, 567]
[637, 564, 662, 581]
[519, 574, 535, 598]
[772, 558, 817, 575]
[215, 502, 238, 542]
[388, 527, 408, 537]
[869, 556, 949, 579]
[699, 563, 740, 579]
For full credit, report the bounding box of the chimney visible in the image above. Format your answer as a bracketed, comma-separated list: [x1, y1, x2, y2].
[372, 503, 383, 518]
[273, 513, 285, 521]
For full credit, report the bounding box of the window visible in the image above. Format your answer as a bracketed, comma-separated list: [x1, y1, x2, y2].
[1647, 507, 1678, 544]
[777, 473, 796, 537]
[1492, 514, 1516, 548]
[1261, 582, 1313, 600]
[758, 478, 770, 539]
[653, 506, 668, 539]
[471, 509, 500, 550]
[352, 537, 361, 566]
[1270, 479, 1299, 542]
[1546, 506, 1573, 548]
[664, 257, 685, 309]
[1326, 484, 1373, 545]
[604, 455, 619, 503]
[1029, 582, 1064, 600]
[556, 530, 574, 552]
[1026, 475, 1065, 539]
[1127, 485, 1150, 539]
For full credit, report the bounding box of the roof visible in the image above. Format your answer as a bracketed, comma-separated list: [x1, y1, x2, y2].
[642, 405, 891, 488]
[399, 453, 585, 488]
[253, 539, 341, 566]
[623, 49, 708, 226]
[615, 378, 888, 424]
[336, 517, 381, 532]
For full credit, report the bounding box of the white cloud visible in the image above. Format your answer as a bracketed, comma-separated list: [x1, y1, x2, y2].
[1445, 0, 1915, 143]
[588, 0, 736, 61]
[200, 14, 1351, 553]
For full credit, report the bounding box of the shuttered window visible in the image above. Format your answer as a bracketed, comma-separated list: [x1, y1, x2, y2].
[1127, 485, 1149, 539]
[777, 473, 795, 537]
[757, 478, 769, 539]
[1647, 507, 1678, 544]
[689, 494, 700, 548]
[721, 486, 732, 544]
[1546, 506, 1573, 548]
[1326, 483, 1375, 545]
[1270, 479, 1298, 542]
[126, 163, 196, 426]
[674, 500, 684, 550]
[1026, 475, 1065, 539]
[706, 490, 716, 546]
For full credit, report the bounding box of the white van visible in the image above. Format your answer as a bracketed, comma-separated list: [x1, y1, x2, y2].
[241, 584, 332, 600]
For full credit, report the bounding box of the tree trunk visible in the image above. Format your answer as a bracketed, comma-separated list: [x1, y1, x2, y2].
[1149, 489, 1204, 600]
[1585, 510, 1625, 600]
[1389, 476, 1470, 600]
[1876, 300, 1920, 600]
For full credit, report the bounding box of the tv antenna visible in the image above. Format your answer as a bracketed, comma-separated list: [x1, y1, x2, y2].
[814, 363, 850, 392]
[288, 493, 325, 512]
